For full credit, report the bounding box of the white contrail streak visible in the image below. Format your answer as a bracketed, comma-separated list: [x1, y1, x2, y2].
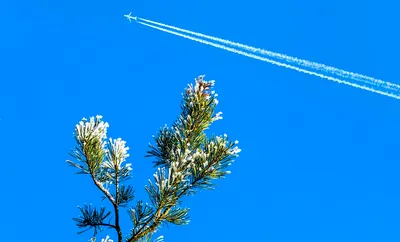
[136, 21, 400, 100]
[138, 17, 400, 91]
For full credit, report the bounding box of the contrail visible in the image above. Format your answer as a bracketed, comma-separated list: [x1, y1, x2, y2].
[138, 17, 400, 92]
[136, 21, 400, 100]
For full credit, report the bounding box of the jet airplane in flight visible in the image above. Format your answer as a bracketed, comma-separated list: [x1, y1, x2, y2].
[124, 12, 137, 22]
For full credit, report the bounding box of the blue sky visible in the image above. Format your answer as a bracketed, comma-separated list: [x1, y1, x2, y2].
[2, 0, 400, 241]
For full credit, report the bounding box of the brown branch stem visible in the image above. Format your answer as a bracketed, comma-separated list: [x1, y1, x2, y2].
[114, 165, 123, 242]
[89, 173, 122, 242]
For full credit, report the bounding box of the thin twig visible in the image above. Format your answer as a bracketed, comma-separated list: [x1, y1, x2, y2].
[114, 164, 123, 242]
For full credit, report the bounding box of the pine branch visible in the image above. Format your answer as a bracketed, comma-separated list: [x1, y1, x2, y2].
[68, 116, 132, 241]
[114, 166, 123, 242]
[73, 204, 113, 236]
[90, 166, 123, 242]
[127, 76, 240, 241]
[68, 76, 240, 242]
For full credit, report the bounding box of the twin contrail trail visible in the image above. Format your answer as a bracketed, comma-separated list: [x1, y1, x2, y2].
[137, 17, 400, 92]
[126, 14, 400, 99]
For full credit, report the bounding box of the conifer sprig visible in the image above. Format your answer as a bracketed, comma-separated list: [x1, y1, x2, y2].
[67, 76, 241, 242]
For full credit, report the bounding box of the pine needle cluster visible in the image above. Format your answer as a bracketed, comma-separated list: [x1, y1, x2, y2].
[67, 76, 241, 242]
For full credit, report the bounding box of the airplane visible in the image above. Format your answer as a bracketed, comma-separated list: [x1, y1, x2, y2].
[124, 12, 137, 22]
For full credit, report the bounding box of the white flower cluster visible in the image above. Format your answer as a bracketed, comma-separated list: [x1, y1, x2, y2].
[76, 115, 109, 146]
